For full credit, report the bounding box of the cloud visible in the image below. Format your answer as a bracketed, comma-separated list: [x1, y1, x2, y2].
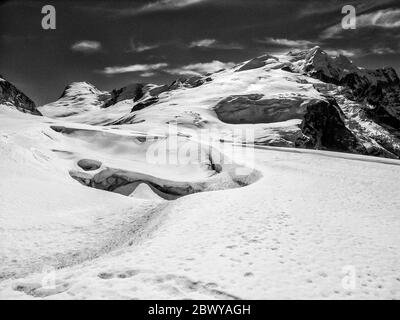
[371, 47, 397, 55]
[165, 60, 235, 76]
[324, 49, 361, 57]
[189, 38, 217, 48]
[98, 59, 235, 77]
[80, 0, 207, 16]
[98, 63, 168, 75]
[325, 47, 398, 58]
[71, 40, 102, 53]
[298, 0, 397, 18]
[189, 38, 244, 50]
[140, 0, 205, 12]
[321, 8, 400, 39]
[140, 72, 157, 77]
[128, 39, 159, 53]
[257, 37, 316, 49]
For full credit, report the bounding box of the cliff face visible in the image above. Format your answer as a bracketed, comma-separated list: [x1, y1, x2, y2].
[0, 75, 41, 116]
[296, 99, 364, 153]
[290, 47, 400, 132]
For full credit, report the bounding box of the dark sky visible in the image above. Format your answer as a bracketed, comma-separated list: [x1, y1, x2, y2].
[1, 0, 399, 105]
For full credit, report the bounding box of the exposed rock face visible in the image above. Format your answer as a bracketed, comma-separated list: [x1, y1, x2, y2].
[101, 84, 145, 108]
[213, 94, 307, 124]
[168, 75, 212, 90]
[296, 99, 364, 153]
[214, 94, 362, 152]
[99, 76, 212, 110]
[131, 97, 159, 112]
[291, 47, 400, 132]
[236, 54, 278, 72]
[0, 74, 41, 115]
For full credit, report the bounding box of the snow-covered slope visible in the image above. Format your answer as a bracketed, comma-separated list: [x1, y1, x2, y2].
[0, 107, 258, 280]
[0, 107, 399, 299]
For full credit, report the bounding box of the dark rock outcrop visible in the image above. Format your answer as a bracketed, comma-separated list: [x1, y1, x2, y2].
[236, 54, 278, 72]
[168, 75, 212, 90]
[0, 74, 41, 115]
[131, 97, 159, 112]
[296, 99, 364, 153]
[213, 94, 306, 124]
[101, 83, 145, 108]
[213, 93, 363, 153]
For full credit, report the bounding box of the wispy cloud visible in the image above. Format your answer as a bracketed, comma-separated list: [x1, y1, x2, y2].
[189, 38, 244, 50]
[321, 8, 400, 39]
[325, 47, 398, 58]
[128, 39, 160, 53]
[371, 47, 397, 55]
[165, 60, 235, 76]
[189, 38, 217, 48]
[71, 40, 102, 53]
[98, 63, 168, 75]
[78, 0, 208, 16]
[140, 71, 157, 77]
[139, 0, 206, 12]
[298, 0, 397, 18]
[257, 37, 316, 49]
[324, 49, 361, 57]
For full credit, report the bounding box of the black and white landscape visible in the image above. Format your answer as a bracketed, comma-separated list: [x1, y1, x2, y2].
[0, 0, 399, 299]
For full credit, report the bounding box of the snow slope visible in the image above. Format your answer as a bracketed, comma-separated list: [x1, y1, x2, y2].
[0, 106, 399, 299]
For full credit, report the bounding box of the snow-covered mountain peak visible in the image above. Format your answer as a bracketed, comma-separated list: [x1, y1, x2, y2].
[287, 46, 360, 82]
[39, 81, 111, 118]
[59, 81, 105, 99]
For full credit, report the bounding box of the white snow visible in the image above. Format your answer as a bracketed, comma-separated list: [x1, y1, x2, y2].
[129, 183, 163, 200]
[0, 105, 399, 299]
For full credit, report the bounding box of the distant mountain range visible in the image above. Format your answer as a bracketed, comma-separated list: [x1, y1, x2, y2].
[2, 46, 400, 159]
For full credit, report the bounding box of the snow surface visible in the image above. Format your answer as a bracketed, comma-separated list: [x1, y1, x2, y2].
[0, 106, 399, 299]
